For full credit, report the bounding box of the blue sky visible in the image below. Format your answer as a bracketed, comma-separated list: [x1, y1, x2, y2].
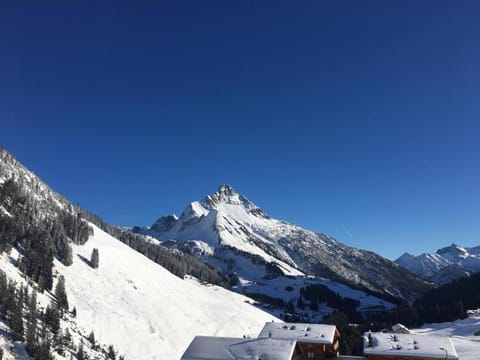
[1, 1, 479, 259]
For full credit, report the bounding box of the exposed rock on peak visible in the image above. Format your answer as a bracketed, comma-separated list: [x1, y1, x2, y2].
[204, 184, 242, 207]
[151, 215, 178, 233]
[218, 184, 237, 196]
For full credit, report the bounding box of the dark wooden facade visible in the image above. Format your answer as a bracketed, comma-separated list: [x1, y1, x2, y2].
[291, 328, 340, 360]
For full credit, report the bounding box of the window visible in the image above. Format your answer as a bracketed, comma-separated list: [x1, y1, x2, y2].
[307, 352, 314, 358]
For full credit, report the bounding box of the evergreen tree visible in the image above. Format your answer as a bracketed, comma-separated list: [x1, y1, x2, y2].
[61, 240, 73, 266]
[0, 273, 11, 315]
[11, 291, 24, 341]
[55, 275, 69, 313]
[26, 290, 38, 354]
[297, 296, 305, 310]
[63, 327, 72, 346]
[77, 343, 86, 360]
[107, 344, 116, 360]
[0, 347, 3, 360]
[87, 330, 96, 348]
[286, 300, 295, 314]
[309, 298, 319, 311]
[37, 326, 53, 360]
[54, 328, 65, 356]
[44, 305, 60, 336]
[91, 248, 99, 269]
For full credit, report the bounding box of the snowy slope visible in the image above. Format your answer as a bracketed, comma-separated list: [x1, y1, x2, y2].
[57, 223, 279, 360]
[0, 318, 31, 360]
[136, 185, 430, 301]
[0, 249, 111, 360]
[396, 244, 480, 284]
[412, 315, 480, 360]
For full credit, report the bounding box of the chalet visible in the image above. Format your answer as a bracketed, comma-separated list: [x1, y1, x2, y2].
[363, 332, 459, 360]
[391, 323, 410, 334]
[180, 322, 340, 360]
[180, 336, 297, 360]
[258, 322, 340, 360]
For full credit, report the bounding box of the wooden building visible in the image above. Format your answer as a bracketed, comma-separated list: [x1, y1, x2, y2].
[391, 323, 410, 334]
[258, 322, 340, 360]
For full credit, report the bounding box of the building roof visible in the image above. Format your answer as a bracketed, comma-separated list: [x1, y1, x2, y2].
[258, 322, 337, 345]
[181, 336, 297, 360]
[392, 323, 410, 333]
[364, 332, 458, 359]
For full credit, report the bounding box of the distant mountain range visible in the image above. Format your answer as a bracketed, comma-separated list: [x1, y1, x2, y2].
[134, 184, 430, 301]
[396, 244, 480, 284]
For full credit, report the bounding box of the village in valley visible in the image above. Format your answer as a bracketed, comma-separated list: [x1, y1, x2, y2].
[181, 319, 472, 360]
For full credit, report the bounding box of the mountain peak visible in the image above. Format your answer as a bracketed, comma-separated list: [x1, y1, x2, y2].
[217, 184, 237, 196]
[203, 184, 242, 207]
[395, 252, 415, 263]
[151, 214, 178, 232]
[437, 243, 466, 256]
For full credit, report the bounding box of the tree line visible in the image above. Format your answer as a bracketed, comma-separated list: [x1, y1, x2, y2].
[86, 213, 227, 286]
[0, 177, 91, 292]
[370, 272, 480, 329]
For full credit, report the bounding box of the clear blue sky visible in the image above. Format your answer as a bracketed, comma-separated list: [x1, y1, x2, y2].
[1, 1, 479, 259]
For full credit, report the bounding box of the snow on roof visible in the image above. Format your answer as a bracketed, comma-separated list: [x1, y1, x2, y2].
[258, 322, 337, 344]
[229, 338, 297, 360]
[181, 337, 240, 360]
[392, 323, 409, 332]
[364, 332, 458, 359]
[180, 336, 296, 360]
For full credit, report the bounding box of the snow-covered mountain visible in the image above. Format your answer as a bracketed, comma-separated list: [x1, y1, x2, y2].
[135, 185, 430, 301]
[0, 148, 280, 359]
[396, 244, 480, 284]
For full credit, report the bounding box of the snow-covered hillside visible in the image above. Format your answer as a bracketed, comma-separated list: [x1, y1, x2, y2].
[396, 244, 480, 284]
[0, 248, 112, 360]
[57, 223, 279, 359]
[135, 185, 430, 301]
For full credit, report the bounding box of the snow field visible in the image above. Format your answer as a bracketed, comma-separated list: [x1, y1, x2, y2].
[58, 224, 280, 359]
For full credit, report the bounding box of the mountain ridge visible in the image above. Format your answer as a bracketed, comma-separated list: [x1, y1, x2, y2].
[395, 244, 480, 284]
[135, 184, 431, 301]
